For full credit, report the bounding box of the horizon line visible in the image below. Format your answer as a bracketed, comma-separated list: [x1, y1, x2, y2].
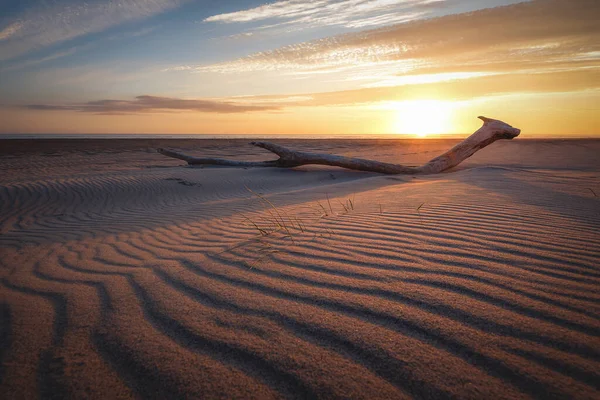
[1, 133, 599, 140]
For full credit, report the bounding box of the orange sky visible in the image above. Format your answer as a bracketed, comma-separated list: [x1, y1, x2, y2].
[1, 0, 599, 137]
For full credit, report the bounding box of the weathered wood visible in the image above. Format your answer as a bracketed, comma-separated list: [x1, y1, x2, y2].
[417, 116, 521, 173]
[158, 116, 520, 174]
[157, 148, 281, 167]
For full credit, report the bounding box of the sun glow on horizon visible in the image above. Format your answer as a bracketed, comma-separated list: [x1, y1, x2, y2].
[392, 100, 454, 137]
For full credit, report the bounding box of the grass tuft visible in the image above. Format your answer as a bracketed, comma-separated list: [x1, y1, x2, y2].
[326, 193, 334, 215]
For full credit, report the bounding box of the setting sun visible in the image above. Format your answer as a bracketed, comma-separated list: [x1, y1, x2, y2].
[2, 1, 600, 399]
[392, 100, 454, 137]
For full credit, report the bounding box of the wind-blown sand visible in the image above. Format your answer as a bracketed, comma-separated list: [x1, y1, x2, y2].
[1, 139, 599, 399]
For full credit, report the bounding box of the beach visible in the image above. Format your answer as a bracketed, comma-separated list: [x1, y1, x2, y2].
[1, 138, 599, 399]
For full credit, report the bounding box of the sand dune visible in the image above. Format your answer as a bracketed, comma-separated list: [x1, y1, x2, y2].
[1, 139, 599, 399]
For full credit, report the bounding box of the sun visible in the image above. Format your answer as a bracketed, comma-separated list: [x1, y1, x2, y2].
[392, 100, 453, 137]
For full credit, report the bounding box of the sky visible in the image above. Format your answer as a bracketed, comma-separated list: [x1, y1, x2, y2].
[0, 0, 598, 137]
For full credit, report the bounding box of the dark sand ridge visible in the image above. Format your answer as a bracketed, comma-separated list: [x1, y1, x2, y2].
[1, 139, 599, 399]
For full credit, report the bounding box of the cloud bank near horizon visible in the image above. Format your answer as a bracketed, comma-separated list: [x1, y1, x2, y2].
[21, 95, 279, 115]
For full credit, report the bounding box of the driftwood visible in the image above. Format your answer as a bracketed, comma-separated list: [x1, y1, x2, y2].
[158, 116, 520, 174]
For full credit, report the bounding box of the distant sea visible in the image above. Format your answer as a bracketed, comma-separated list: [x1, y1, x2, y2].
[0, 133, 459, 140]
[1, 134, 596, 140]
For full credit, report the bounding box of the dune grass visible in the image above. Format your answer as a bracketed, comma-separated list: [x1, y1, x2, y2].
[235, 189, 360, 268]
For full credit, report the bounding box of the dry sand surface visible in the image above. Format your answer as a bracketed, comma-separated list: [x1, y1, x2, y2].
[1, 138, 599, 399]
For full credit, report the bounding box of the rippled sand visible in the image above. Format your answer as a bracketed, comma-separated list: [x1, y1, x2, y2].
[1, 139, 599, 399]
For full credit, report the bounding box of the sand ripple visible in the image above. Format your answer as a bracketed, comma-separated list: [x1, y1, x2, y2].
[1, 140, 599, 399]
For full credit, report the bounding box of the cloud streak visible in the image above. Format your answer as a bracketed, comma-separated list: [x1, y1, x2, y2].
[1, 47, 80, 72]
[0, 22, 24, 41]
[299, 69, 600, 107]
[0, 0, 188, 61]
[20, 95, 280, 114]
[204, 0, 441, 29]
[21, 67, 600, 117]
[194, 0, 600, 82]
[222, 68, 600, 109]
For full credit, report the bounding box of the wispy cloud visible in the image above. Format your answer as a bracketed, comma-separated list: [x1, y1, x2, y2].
[0, 22, 24, 41]
[192, 0, 600, 85]
[205, 0, 331, 23]
[20, 95, 280, 114]
[1, 47, 80, 72]
[0, 0, 188, 61]
[204, 0, 440, 29]
[223, 67, 600, 109]
[296, 69, 600, 107]
[32, 66, 599, 116]
[129, 27, 158, 37]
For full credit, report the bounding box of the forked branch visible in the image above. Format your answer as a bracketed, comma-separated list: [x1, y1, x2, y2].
[158, 116, 520, 174]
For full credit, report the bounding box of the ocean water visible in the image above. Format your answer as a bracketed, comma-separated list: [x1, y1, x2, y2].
[0, 133, 466, 140]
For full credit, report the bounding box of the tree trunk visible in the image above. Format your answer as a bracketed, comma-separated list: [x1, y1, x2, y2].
[158, 116, 520, 174]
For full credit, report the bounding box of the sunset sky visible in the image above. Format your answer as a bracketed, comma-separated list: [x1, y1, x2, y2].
[0, 0, 598, 137]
